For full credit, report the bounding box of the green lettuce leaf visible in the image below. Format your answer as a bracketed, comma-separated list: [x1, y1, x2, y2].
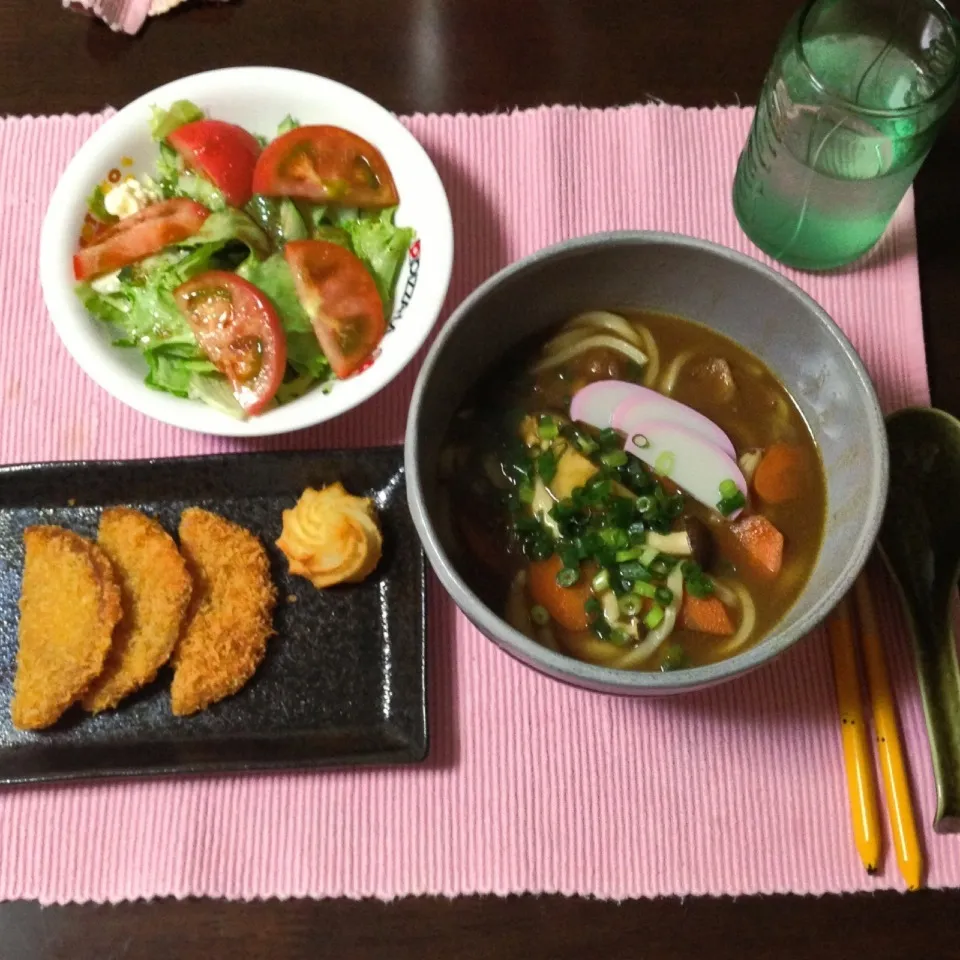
[236, 253, 310, 331]
[173, 172, 227, 212]
[244, 195, 308, 247]
[178, 209, 272, 259]
[276, 115, 300, 136]
[237, 253, 332, 382]
[150, 141, 226, 211]
[338, 207, 415, 311]
[187, 374, 245, 418]
[145, 351, 217, 396]
[75, 242, 224, 351]
[275, 371, 321, 405]
[86, 184, 118, 224]
[150, 100, 205, 141]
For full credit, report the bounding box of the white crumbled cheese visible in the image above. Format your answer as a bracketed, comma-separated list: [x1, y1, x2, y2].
[103, 177, 153, 219]
[90, 270, 122, 294]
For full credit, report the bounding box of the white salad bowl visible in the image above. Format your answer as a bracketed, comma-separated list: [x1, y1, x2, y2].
[39, 67, 454, 438]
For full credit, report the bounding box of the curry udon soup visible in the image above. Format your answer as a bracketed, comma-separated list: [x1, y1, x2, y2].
[440, 309, 827, 671]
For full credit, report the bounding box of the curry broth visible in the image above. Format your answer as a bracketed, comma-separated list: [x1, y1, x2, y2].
[443, 309, 827, 670]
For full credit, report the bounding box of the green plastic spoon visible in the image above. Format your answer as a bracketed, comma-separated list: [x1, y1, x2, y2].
[879, 407, 960, 833]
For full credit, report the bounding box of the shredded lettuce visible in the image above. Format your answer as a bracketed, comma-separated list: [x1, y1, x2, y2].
[236, 253, 310, 330]
[275, 371, 319, 405]
[176, 173, 227, 211]
[178, 209, 272, 259]
[154, 142, 182, 184]
[187, 374, 245, 418]
[150, 100, 205, 141]
[338, 207, 415, 311]
[279, 199, 309, 241]
[76, 241, 228, 400]
[277, 115, 300, 136]
[76, 104, 417, 417]
[244, 195, 309, 247]
[150, 141, 227, 211]
[236, 254, 332, 381]
[86, 184, 118, 224]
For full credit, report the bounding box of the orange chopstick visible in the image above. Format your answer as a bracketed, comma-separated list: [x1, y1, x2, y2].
[827, 595, 882, 875]
[853, 569, 925, 890]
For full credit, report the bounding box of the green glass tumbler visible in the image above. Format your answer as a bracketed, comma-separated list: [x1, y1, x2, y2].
[733, 0, 960, 270]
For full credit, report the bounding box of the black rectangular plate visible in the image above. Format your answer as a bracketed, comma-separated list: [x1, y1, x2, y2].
[0, 447, 427, 785]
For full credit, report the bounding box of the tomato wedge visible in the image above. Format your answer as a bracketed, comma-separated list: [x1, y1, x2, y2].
[167, 120, 261, 208]
[252, 126, 399, 208]
[173, 271, 287, 416]
[284, 240, 385, 379]
[73, 199, 209, 281]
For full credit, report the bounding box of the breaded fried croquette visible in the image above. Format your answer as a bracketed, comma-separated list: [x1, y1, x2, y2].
[81, 508, 192, 713]
[11, 526, 122, 730]
[171, 508, 277, 716]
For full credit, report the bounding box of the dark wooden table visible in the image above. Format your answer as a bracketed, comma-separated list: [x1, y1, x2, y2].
[2, 0, 959, 956]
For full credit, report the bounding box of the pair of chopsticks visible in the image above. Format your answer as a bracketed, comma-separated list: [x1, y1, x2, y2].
[828, 567, 924, 889]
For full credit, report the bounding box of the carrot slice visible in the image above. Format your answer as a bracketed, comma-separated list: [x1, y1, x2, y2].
[680, 593, 735, 636]
[730, 515, 784, 577]
[527, 555, 594, 631]
[752, 443, 804, 504]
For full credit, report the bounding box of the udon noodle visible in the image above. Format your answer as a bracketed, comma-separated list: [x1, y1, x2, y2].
[442, 308, 826, 671]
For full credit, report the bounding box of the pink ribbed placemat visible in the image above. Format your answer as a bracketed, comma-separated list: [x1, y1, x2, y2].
[0, 104, 953, 905]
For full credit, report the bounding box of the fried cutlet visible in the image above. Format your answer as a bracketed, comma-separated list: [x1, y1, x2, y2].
[11, 526, 122, 730]
[81, 508, 192, 713]
[170, 508, 277, 716]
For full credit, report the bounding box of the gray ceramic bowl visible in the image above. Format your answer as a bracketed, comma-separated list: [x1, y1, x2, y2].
[405, 232, 889, 694]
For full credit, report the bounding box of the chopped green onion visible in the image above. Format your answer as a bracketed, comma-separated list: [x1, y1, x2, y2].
[618, 560, 648, 581]
[524, 536, 554, 562]
[681, 560, 702, 578]
[537, 415, 559, 440]
[573, 429, 599, 455]
[654, 451, 676, 476]
[591, 568, 611, 593]
[609, 628, 630, 646]
[633, 581, 657, 599]
[717, 490, 747, 516]
[556, 566, 579, 588]
[649, 557, 672, 577]
[719, 478, 739, 499]
[597, 427, 621, 450]
[636, 495, 655, 513]
[588, 475, 612, 497]
[631, 434, 650, 449]
[618, 594, 642, 617]
[601, 450, 628, 468]
[639, 546, 659, 567]
[518, 480, 534, 504]
[660, 643, 687, 672]
[537, 450, 558, 484]
[644, 603, 665, 629]
[627, 521, 646, 543]
[655, 586, 674, 605]
[530, 604, 550, 626]
[609, 496, 635, 528]
[600, 527, 629, 549]
[615, 547, 642, 563]
[559, 543, 581, 570]
[584, 596, 602, 618]
[685, 576, 715, 599]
